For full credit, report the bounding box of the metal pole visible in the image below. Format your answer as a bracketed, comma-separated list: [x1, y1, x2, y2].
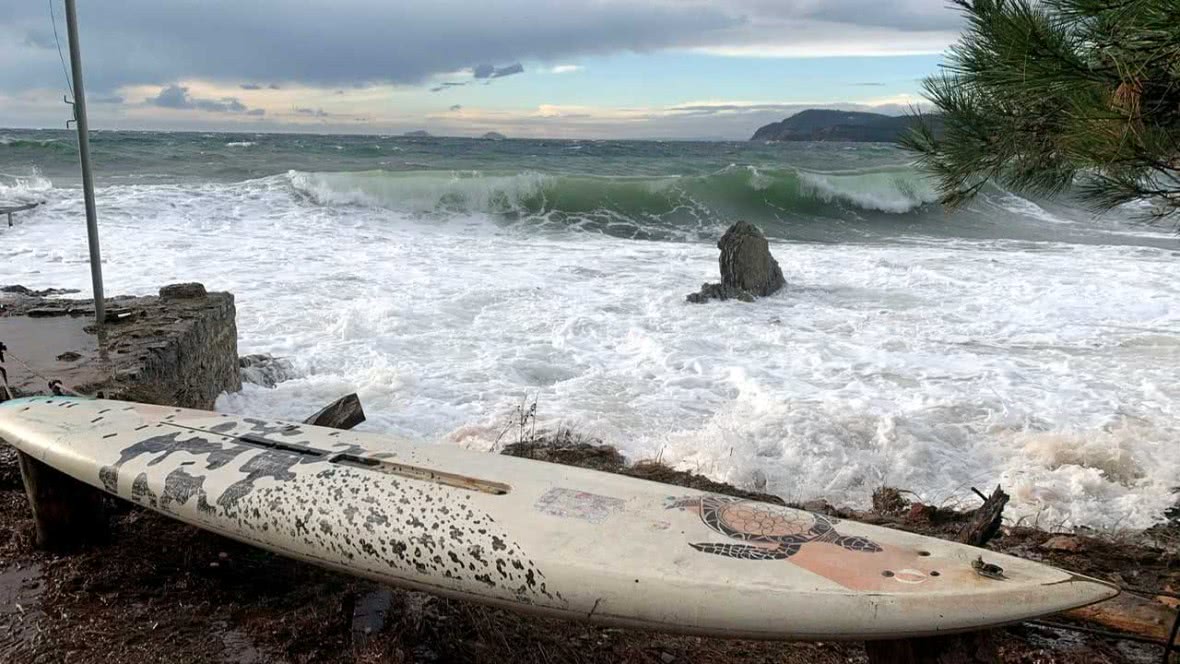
[64, 0, 105, 323]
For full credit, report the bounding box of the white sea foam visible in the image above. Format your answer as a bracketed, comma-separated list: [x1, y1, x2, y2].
[0, 168, 54, 202]
[795, 167, 939, 214]
[4, 175, 1179, 531]
[225, 141, 256, 147]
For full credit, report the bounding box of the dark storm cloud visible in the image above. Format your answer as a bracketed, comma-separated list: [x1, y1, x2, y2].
[471, 62, 523, 79]
[490, 63, 524, 78]
[1, 1, 957, 95]
[149, 85, 258, 114]
[2, 1, 735, 92]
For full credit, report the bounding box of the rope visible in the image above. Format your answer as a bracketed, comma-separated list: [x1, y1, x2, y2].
[0, 342, 94, 399]
[48, 0, 74, 99]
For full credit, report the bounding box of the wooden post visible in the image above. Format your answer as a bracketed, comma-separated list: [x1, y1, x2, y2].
[17, 450, 108, 551]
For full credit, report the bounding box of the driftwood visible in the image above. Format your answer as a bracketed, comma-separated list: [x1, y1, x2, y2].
[957, 486, 1009, 547]
[1062, 593, 1179, 647]
[304, 393, 366, 430]
[17, 450, 108, 551]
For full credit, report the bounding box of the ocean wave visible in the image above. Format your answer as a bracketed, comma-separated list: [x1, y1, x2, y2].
[285, 165, 940, 227]
[0, 169, 53, 202]
[0, 135, 72, 152]
[225, 141, 256, 147]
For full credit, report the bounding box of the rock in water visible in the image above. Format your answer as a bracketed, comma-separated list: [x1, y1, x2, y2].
[687, 221, 785, 303]
[304, 393, 366, 430]
[239, 353, 297, 388]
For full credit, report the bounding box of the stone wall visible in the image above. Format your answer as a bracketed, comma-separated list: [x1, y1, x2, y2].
[0, 282, 240, 410]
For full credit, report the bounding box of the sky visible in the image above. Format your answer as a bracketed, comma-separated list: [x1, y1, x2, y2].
[0, 0, 961, 139]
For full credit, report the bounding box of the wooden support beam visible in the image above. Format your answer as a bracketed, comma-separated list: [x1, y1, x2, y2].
[864, 632, 998, 664]
[17, 449, 108, 551]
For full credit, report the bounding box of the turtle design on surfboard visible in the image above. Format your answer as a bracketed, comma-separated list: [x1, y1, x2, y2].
[667, 495, 882, 560]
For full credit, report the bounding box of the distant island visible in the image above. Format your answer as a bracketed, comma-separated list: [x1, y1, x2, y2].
[480, 132, 506, 140]
[750, 109, 940, 143]
[403, 130, 431, 137]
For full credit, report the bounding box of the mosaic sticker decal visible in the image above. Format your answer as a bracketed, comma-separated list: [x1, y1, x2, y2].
[666, 495, 882, 560]
[535, 488, 625, 524]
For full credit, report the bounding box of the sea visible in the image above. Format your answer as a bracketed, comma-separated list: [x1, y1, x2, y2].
[2, 128, 1177, 531]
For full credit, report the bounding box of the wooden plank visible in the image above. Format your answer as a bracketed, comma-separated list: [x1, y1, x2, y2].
[2, 202, 39, 227]
[0, 202, 40, 214]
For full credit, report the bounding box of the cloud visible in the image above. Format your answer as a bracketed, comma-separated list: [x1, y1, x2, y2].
[240, 83, 262, 90]
[490, 63, 524, 78]
[91, 95, 125, 104]
[268, 83, 281, 90]
[246, 108, 265, 116]
[294, 107, 329, 117]
[549, 65, 583, 74]
[430, 81, 469, 92]
[0, 1, 960, 95]
[149, 84, 258, 113]
[473, 63, 523, 80]
[449, 104, 462, 111]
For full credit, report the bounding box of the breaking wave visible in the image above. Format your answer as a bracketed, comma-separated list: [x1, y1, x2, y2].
[0, 169, 53, 202]
[286, 165, 941, 227]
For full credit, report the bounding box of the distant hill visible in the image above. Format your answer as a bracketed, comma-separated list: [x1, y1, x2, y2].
[750, 109, 939, 143]
[481, 132, 506, 140]
[403, 130, 431, 137]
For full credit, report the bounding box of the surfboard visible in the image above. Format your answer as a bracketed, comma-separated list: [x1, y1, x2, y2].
[0, 396, 1117, 640]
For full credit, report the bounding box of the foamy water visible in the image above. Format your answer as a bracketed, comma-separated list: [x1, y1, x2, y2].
[3, 165, 1177, 532]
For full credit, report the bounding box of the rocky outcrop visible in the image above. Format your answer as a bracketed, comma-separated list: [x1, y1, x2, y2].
[686, 221, 786, 303]
[1, 285, 81, 297]
[750, 109, 942, 143]
[239, 353, 297, 388]
[0, 282, 241, 409]
[159, 282, 207, 299]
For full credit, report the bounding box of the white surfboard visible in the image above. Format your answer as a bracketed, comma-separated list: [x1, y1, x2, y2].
[0, 396, 1116, 640]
